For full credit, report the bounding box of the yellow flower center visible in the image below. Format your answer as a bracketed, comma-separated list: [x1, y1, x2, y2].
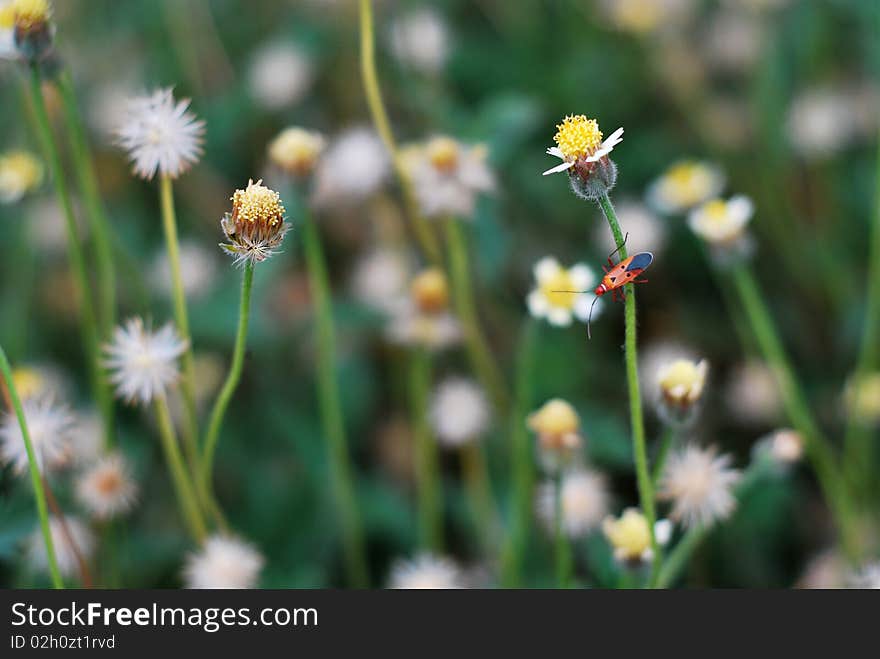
[426, 136, 460, 172]
[540, 268, 577, 308]
[702, 199, 729, 223]
[0, 150, 43, 190]
[604, 509, 651, 560]
[12, 0, 50, 29]
[667, 161, 700, 186]
[553, 115, 603, 159]
[411, 268, 449, 313]
[528, 399, 580, 437]
[231, 179, 285, 226]
[11, 368, 44, 400]
[0, 4, 15, 29]
[268, 128, 325, 176]
[95, 469, 123, 496]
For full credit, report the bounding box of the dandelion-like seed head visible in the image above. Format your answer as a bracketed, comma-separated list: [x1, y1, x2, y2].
[28, 515, 95, 579]
[268, 127, 325, 177]
[659, 445, 740, 529]
[103, 317, 187, 406]
[526, 257, 600, 327]
[429, 377, 491, 447]
[603, 508, 653, 564]
[183, 535, 264, 589]
[410, 267, 449, 314]
[0, 395, 74, 476]
[0, 150, 43, 203]
[75, 452, 138, 520]
[220, 179, 289, 266]
[537, 468, 610, 538]
[389, 554, 463, 589]
[115, 88, 205, 180]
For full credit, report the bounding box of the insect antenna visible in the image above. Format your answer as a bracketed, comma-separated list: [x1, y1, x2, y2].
[607, 231, 629, 261]
[587, 295, 600, 340]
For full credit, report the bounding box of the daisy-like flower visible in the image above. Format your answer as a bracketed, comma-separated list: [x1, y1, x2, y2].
[656, 358, 709, 425]
[0, 395, 74, 475]
[388, 554, 462, 589]
[429, 377, 491, 447]
[527, 398, 583, 472]
[659, 445, 740, 529]
[527, 257, 600, 327]
[406, 136, 494, 219]
[389, 8, 449, 75]
[103, 317, 187, 406]
[183, 535, 264, 589]
[247, 42, 313, 111]
[688, 195, 754, 248]
[536, 468, 609, 538]
[725, 360, 782, 425]
[220, 179, 290, 266]
[313, 128, 390, 207]
[0, 150, 43, 203]
[75, 452, 138, 520]
[386, 268, 462, 350]
[115, 87, 205, 180]
[151, 241, 217, 301]
[543, 115, 623, 199]
[602, 508, 655, 564]
[27, 515, 95, 579]
[647, 160, 725, 215]
[268, 127, 325, 178]
[844, 372, 880, 427]
[10, 0, 53, 62]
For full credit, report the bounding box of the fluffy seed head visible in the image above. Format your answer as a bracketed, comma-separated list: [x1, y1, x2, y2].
[268, 127, 325, 177]
[659, 445, 741, 528]
[388, 554, 462, 589]
[1, 395, 74, 475]
[536, 468, 610, 538]
[220, 179, 289, 265]
[28, 515, 95, 579]
[183, 535, 264, 589]
[75, 452, 138, 520]
[429, 377, 491, 447]
[115, 88, 205, 180]
[103, 318, 187, 405]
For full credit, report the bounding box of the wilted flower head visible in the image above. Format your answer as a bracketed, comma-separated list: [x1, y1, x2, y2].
[844, 372, 880, 427]
[688, 195, 754, 253]
[268, 127, 325, 177]
[659, 445, 740, 529]
[28, 515, 95, 579]
[389, 8, 449, 74]
[388, 554, 462, 589]
[527, 398, 582, 471]
[220, 179, 289, 266]
[248, 42, 313, 111]
[10, 0, 53, 62]
[603, 508, 653, 564]
[647, 160, 725, 215]
[103, 318, 187, 405]
[406, 136, 494, 219]
[656, 358, 708, 425]
[75, 452, 138, 520]
[527, 257, 601, 327]
[0, 150, 43, 203]
[115, 88, 204, 180]
[429, 377, 491, 447]
[313, 128, 390, 207]
[543, 115, 623, 199]
[536, 468, 610, 538]
[0, 395, 73, 475]
[183, 535, 264, 589]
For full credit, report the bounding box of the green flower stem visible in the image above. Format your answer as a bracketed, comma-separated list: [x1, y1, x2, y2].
[500, 319, 537, 587]
[554, 472, 573, 588]
[843, 136, 880, 496]
[461, 442, 497, 554]
[0, 346, 64, 589]
[154, 395, 207, 543]
[729, 262, 860, 559]
[358, 0, 442, 265]
[41, 474, 93, 587]
[651, 427, 676, 491]
[596, 192, 661, 588]
[202, 261, 253, 486]
[27, 64, 114, 448]
[158, 176, 200, 470]
[409, 348, 443, 552]
[444, 218, 510, 415]
[55, 70, 116, 340]
[301, 211, 369, 588]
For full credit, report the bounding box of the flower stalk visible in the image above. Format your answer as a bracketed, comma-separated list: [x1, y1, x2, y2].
[409, 349, 443, 552]
[460, 442, 497, 555]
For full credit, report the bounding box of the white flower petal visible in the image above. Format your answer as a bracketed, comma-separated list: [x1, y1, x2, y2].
[542, 161, 574, 176]
[568, 264, 595, 290]
[526, 289, 549, 318]
[547, 306, 573, 327]
[573, 294, 602, 322]
[534, 257, 561, 283]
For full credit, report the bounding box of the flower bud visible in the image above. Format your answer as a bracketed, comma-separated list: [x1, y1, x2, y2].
[12, 0, 54, 63]
[656, 358, 708, 426]
[527, 398, 583, 471]
[410, 268, 449, 314]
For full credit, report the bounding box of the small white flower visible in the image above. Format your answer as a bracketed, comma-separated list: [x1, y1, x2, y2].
[388, 554, 462, 589]
[647, 160, 725, 215]
[386, 304, 462, 351]
[527, 257, 601, 327]
[536, 468, 609, 538]
[688, 195, 754, 246]
[786, 87, 855, 159]
[703, 10, 763, 74]
[115, 87, 205, 180]
[389, 8, 449, 74]
[103, 318, 188, 405]
[429, 377, 491, 447]
[248, 42, 313, 111]
[75, 452, 138, 520]
[183, 535, 264, 589]
[754, 428, 803, 466]
[407, 136, 494, 219]
[657, 358, 709, 410]
[725, 360, 782, 425]
[151, 241, 218, 300]
[350, 247, 412, 315]
[659, 445, 741, 529]
[313, 128, 390, 207]
[28, 515, 95, 579]
[543, 115, 624, 176]
[0, 396, 74, 475]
